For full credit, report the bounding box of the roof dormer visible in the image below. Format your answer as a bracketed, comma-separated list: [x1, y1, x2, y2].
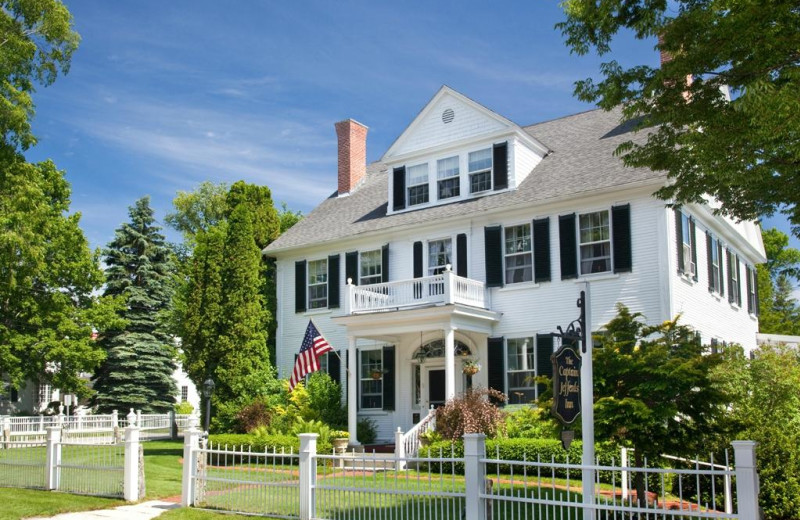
[382, 86, 549, 215]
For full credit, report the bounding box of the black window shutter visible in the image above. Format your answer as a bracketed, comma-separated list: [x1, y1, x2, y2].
[356, 349, 360, 411]
[328, 352, 341, 386]
[382, 345, 395, 411]
[413, 241, 423, 278]
[727, 250, 734, 303]
[492, 142, 508, 191]
[456, 233, 468, 278]
[746, 266, 753, 314]
[536, 334, 554, 397]
[328, 254, 340, 308]
[690, 218, 698, 281]
[718, 242, 725, 296]
[706, 234, 714, 292]
[381, 244, 390, 283]
[736, 259, 742, 306]
[487, 336, 505, 405]
[533, 218, 551, 283]
[345, 251, 359, 286]
[484, 226, 503, 287]
[754, 267, 760, 316]
[295, 260, 307, 313]
[393, 167, 406, 211]
[675, 209, 684, 273]
[559, 214, 578, 280]
[611, 204, 632, 273]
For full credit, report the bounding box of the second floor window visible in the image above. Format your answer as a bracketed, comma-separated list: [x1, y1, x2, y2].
[505, 224, 532, 283]
[469, 148, 492, 194]
[579, 211, 611, 275]
[407, 163, 429, 206]
[360, 250, 382, 285]
[308, 259, 328, 309]
[708, 235, 724, 294]
[428, 239, 452, 276]
[437, 156, 460, 200]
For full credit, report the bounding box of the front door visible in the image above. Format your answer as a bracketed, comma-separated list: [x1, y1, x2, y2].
[428, 369, 446, 408]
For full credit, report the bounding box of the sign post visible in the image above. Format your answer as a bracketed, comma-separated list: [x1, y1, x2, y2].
[580, 282, 594, 520]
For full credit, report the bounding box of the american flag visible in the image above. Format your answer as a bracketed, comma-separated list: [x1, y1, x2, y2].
[289, 321, 333, 391]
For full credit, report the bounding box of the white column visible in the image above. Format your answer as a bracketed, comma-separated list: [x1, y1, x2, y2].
[464, 433, 487, 520]
[347, 335, 359, 445]
[123, 425, 141, 501]
[298, 433, 318, 520]
[580, 282, 595, 520]
[45, 427, 61, 490]
[444, 326, 455, 400]
[181, 422, 202, 507]
[621, 446, 629, 501]
[732, 441, 760, 520]
[444, 265, 455, 304]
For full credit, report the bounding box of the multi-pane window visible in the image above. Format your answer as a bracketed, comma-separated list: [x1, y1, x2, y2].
[428, 239, 452, 276]
[730, 252, 741, 306]
[747, 267, 757, 314]
[407, 163, 429, 206]
[681, 212, 694, 275]
[468, 148, 492, 193]
[437, 156, 460, 200]
[579, 211, 611, 274]
[505, 224, 532, 283]
[307, 259, 328, 309]
[360, 349, 383, 409]
[38, 383, 52, 405]
[507, 337, 536, 405]
[709, 236, 723, 293]
[360, 250, 382, 285]
[181, 386, 188, 402]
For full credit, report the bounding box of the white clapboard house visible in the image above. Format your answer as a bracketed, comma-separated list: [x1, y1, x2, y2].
[264, 86, 766, 444]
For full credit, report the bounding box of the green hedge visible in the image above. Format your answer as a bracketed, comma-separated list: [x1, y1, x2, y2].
[207, 433, 332, 461]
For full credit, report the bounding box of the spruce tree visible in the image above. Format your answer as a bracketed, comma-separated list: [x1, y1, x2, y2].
[92, 197, 177, 413]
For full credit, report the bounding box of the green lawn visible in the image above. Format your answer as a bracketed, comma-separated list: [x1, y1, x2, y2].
[0, 488, 122, 520]
[143, 439, 185, 499]
[159, 508, 268, 519]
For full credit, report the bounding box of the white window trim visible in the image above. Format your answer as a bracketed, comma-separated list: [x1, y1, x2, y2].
[307, 258, 328, 310]
[730, 252, 741, 308]
[359, 249, 382, 286]
[506, 337, 538, 405]
[504, 223, 533, 285]
[406, 162, 430, 207]
[427, 237, 453, 276]
[468, 147, 493, 194]
[359, 348, 383, 410]
[577, 209, 613, 276]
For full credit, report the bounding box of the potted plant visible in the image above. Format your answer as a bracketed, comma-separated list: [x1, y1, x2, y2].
[419, 429, 441, 448]
[370, 369, 384, 380]
[462, 359, 481, 376]
[331, 430, 349, 452]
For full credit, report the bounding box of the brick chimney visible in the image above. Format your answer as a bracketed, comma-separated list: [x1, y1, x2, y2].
[335, 119, 368, 196]
[659, 34, 693, 98]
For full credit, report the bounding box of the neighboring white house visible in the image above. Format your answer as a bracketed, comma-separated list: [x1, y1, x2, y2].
[263, 86, 766, 443]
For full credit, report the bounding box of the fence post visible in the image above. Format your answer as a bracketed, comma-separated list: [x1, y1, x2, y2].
[181, 421, 202, 507]
[732, 441, 760, 519]
[45, 426, 61, 490]
[299, 433, 318, 520]
[395, 428, 406, 471]
[123, 424, 141, 501]
[464, 433, 486, 520]
[136, 409, 142, 428]
[621, 446, 629, 501]
[444, 265, 455, 304]
[170, 410, 177, 440]
[2, 416, 9, 445]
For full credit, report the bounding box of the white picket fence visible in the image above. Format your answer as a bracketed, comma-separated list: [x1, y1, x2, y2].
[0, 426, 145, 501]
[181, 431, 760, 520]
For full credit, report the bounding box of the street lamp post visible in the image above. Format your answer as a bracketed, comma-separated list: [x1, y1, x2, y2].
[203, 378, 215, 433]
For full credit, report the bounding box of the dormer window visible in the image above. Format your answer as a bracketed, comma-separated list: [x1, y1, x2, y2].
[437, 156, 460, 200]
[407, 163, 429, 206]
[469, 148, 492, 193]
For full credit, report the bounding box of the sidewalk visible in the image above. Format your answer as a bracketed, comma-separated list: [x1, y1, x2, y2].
[27, 500, 180, 520]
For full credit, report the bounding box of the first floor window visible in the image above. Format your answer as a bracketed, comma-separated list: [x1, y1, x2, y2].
[407, 163, 429, 206]
[308, 259, 328, 309]
[468, 148, 492, 193]
[507, 337, 536, 405]
[360, 349, 383, 409]
[428, 239, 452, 276]
[579, 210, 611, 274]
[180, 386, 188, 402]
[360, 249, 382, 285]
[437, 156, 460, 200]
[505, 224, 532, 283]
[38, 383, 52, 405]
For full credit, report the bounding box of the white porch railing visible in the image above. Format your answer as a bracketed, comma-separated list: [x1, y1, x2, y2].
[397, 407, 437, 460]
[346, 266, 488, 314]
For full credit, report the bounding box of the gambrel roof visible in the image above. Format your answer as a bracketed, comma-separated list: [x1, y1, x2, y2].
[265, 106, 661, 255]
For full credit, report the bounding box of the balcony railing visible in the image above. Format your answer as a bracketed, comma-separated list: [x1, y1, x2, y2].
[345, 266, 488, 314]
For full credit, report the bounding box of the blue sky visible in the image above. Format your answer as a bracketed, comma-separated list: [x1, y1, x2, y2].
[25, 1, 799, 259]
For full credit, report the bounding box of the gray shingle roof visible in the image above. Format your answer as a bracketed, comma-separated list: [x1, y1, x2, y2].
[265, 108, 662, 254]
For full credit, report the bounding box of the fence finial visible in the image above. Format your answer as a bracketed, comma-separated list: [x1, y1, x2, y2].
[127, 409, 137, 427]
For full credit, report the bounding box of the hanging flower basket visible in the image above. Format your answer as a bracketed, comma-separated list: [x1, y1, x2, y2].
[370, 369, 384, 380]
[462, 360, 481, 376]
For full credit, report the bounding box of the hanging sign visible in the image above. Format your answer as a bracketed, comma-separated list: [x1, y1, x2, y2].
[551, 343, 582, 424]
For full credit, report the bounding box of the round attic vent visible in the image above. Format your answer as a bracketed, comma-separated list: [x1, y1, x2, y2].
[442, 108, 455, 124]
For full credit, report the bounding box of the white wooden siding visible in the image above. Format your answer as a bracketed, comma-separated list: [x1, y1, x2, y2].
[512, 138, 542, 190]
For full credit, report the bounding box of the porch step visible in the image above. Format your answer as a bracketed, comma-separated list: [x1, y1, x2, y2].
[363, 443, 395, 454]
[335, 451, 398, 471]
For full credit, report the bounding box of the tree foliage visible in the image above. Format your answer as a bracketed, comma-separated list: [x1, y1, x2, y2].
[593, 305, 727, 506]
[757, 228, 800, 334]
[559, 0, 800, 234]
[0, 159, 122, 396]
[92, 197, 177, 413]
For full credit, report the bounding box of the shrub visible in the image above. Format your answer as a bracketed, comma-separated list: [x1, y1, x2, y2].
[174, 401, 194, 415]
[504, 406, 558, 439]
[435, 387, 506, 441]
[235, 397, 273, 433]
[305, 372, 347, 429]
[357, 417, 378, 444]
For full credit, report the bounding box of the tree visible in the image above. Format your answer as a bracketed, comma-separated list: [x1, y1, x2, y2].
[757, 228, 800, 334]
[559, 0, 800, 234]
[92, 197, 177, 413]
[165, 181, 229, 247]
[593, 305, 728, 507]
[0, 159, 122, 396]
